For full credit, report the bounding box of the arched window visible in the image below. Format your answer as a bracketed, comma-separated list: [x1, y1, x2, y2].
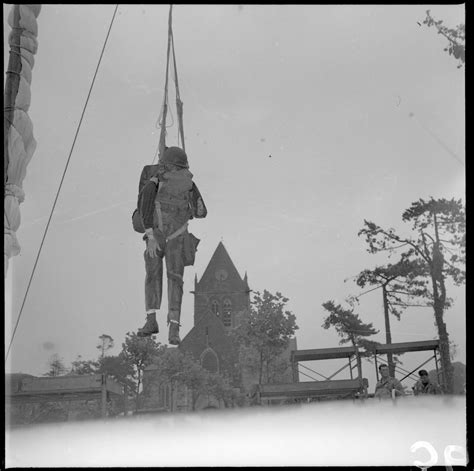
[211, 300, 219, 317]
[159, 382, 171, 409]
[223, 299, 232, 327]
[201, 348, 219, 374]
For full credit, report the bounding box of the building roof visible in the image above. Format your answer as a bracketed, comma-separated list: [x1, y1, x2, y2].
[179, 309, 229, 357]
[196, 242, 249, 293]
[374, 340, 440, 355]
[292, 346, 358, 362]
[5, 373, 36, 394]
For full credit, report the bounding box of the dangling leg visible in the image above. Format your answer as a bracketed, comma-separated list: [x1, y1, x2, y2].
[139, 241, 163, 336]
[165, 235, 185, 345]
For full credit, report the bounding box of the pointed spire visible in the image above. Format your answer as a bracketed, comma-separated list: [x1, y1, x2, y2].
[197, 241, 248, 290]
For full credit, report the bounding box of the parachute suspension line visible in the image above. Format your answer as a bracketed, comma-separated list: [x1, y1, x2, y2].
[170, 27, 185, 152]
[158, 4, 174, 160]
[155, 4, 186, 161]
[5, 4, 119, 365]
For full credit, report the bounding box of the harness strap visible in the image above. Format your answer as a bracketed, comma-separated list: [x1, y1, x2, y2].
[155, 200, 164, 232]
[156, 196, 189, 206]
[167, 222, 188, 241]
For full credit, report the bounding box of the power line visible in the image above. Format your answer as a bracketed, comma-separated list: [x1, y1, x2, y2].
[409, 112, 464, 168]
[5, 5, 120, 364]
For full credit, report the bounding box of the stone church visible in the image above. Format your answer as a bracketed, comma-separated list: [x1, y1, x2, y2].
[143, 242, 297, 411]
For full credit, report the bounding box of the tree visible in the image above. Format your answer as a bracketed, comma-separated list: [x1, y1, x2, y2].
[322, 300, 379, 355]
[232, 290, 298, 384]
[96, 354, 135, 387]
[358, 197, 466, 393]
[68, 351, 135, 417]
[120, 332, 161, 411]
[44, 353, 68, 377]
[69, 349, 135, 391]
[429, 361, 465, 394]
[353, 258, 428, 375]
[178, 355, 213, 410]
[150, 347, 210, 411]
[148, 346, 244, 411]
[97, 334, 114, 359]
[69, 355, 98, 375]
[205, 372, 245, 408]
[420, 10, 465, 68]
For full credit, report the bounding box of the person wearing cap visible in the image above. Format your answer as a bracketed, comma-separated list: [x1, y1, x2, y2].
[374, 363, 405, 399]
[412, 369, 443, 396]
[137, 146, 207, 345]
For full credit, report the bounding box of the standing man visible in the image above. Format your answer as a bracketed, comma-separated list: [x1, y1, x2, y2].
[412, 369, 443, 395]
[136, 146, 207, 345]
[374, 363, 405, 399]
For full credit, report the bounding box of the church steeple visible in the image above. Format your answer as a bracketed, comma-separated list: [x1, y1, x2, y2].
[196, 242, 248, 291]
[243, 271, 249, 290]
[193, 242, 251, 328]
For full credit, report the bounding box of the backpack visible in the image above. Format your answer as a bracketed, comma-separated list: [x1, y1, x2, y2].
[132, 164, 208, 234]
[189, 182, 208, 219]
[132, 164, 159, 234]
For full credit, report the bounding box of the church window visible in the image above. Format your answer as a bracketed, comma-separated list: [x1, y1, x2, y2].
[223, 299, 232, 327]
[211, 300, 219, 316]
[201, 348, 219, 374]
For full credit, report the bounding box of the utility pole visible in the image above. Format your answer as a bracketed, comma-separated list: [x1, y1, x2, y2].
[382, 284, 395, 377]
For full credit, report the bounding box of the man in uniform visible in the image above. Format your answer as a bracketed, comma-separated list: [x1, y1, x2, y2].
[136, 146, 206, 345]
[374, 363, 405, 399]
[412, 369, 443, 395]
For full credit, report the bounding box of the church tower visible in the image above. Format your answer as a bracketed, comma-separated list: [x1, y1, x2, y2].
[192, 242, 251, 330]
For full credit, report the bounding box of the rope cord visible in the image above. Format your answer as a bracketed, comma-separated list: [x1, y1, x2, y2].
[7, 43, 34, 50]
[9, 49, 29, 61]
[5, 4, 119, 364]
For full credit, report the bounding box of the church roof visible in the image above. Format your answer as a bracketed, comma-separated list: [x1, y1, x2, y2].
[179, 310, 234, 364]
[196, 242, 249, 292]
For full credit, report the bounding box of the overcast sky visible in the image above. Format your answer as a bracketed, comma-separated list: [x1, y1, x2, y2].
[4, 4, 465, 387]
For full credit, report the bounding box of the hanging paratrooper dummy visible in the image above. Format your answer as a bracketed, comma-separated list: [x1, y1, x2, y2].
[134, 146, 207, 344]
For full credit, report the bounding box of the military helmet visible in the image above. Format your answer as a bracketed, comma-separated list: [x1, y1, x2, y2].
[161, 146, 189, 168]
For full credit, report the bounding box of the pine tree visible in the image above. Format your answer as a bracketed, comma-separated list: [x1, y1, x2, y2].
[322, 300, 379, 352]
[358, 197, 465, 393]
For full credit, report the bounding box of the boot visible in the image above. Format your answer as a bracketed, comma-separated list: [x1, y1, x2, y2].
[168, 310, 181, 345]
[168, 320, 180, 345]
[137, 312, 159, 337]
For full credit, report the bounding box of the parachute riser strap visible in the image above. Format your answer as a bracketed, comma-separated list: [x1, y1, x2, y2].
[158, 4, 174, 160]
[170, 30, 185, 152]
